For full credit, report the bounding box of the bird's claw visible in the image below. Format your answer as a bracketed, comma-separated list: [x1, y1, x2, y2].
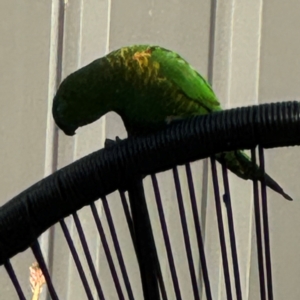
[104, 136, 123, 148]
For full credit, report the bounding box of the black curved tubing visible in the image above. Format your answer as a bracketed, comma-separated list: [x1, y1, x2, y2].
[0, 101, 299, 265]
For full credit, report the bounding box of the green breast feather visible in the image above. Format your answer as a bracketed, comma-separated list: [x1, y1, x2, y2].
[52, 44, 292, 201]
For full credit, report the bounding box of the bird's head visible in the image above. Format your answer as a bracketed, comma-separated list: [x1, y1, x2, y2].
[52, 75, 81, 136]
[52, 58, 113, 136]
[52, 91, 78, 136]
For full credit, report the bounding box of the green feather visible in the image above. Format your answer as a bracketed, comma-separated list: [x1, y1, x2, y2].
[52, 44, 292, 201]
[150, 46, 220, 111]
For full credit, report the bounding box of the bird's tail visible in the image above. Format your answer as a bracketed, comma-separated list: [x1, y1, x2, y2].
[215, 150, 292, 201]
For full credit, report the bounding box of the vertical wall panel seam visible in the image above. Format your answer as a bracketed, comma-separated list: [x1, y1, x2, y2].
[105, 0, 112, 55]
[72, 0, 84, 161]
[41, 1, 66, 299]
[255, 1, 263, 106]
[226, 0, 236, 109]
[200, 1, 218, 297]
[102, 0, 112, 141]
[246, 1, 264, 300]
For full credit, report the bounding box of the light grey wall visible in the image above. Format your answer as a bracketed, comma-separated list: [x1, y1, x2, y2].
[0, 0, 299, 299]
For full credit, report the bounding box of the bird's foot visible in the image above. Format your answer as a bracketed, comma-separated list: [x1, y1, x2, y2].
[104, 136, 123, 148]
[165, 115, 184, 124]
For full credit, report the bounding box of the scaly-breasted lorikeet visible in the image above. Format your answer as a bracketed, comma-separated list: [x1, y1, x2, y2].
[52, 45, 292, 200]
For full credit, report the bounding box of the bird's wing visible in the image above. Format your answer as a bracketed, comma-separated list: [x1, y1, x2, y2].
[151, 46, 221, 112]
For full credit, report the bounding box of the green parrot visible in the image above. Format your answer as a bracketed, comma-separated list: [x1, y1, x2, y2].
[52, 44, 292, 200]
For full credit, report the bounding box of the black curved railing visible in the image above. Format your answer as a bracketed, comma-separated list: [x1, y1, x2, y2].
[1, 101, 299, 299]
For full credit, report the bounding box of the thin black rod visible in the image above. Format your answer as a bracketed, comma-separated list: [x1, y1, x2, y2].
[156, 261, 168, 300]
[101, 197, 135, 300]
[185, 163, 212, 300]
[251, 148, 266, 300]
[151, 174, 183, 300]
[72, 212, 105, 300]
[221, 165, 243, 300]
[126, 180, 160, 300]
[90, 202, 125, 300]
[59, 220, 94, 300]
[210, 156, 233, 300]
[119, 191, 136, 249]
[258, 145, 273, 300]
[4, 260, 26, 300]
[31, 240, 59, 300]
[173, 167, 200, 300]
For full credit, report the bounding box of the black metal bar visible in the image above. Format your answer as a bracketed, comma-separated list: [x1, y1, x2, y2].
[119, 191, 136, 249]
[251, 148, 266, 300]
[258, 145, 274, 300]
[101, 197, 135, 300]
[59, 220, 94, 300]
[185, 163, 212, 300]
[4, 260, 26, 300]
[210, 156, 233, 300]
[72, 212, 105, 300]
[119, 191, 168, 300]
[156, 261, 168, 300]
[173, 167, 200, 300]
[221, 165, 243, 300]
[31, 240, 59, 300]
[151, 174, 183, 300]
[127, 179, 160, 300]
[90, 202, 125, 300]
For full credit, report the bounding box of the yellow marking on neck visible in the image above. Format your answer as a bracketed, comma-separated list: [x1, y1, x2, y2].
[133, 50, 152, 70]
[132, 51, 161, 81]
